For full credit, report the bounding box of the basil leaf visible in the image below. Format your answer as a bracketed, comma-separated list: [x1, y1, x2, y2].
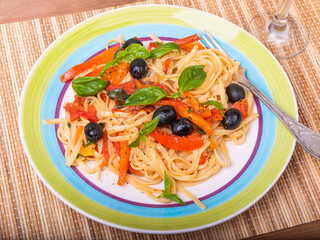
[129, 116, 160, 148]
[162, 171, 172, 195]
[199, 100, 224, 110]
[149, 42, 181, 59]
[72, 77, 109, 96]
[125, 86, 167, 106]
[178, 65, 207, 92]
[99, 44, 150, 77]
[141, 116, 160, 135]
[117, 43, 151, 62]
[106, 88, 130, 108]
[161, 193, 186, 205]
[195, 125, 206, 135]
[128, 135, 141, 148]
[157, 171, 186, 205]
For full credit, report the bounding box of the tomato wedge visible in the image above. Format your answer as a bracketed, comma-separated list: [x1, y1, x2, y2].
[64, 95, 98, 122]
[149, 128, 203, 151]
[233, 99, 248, 120]
[155, 99, 213, 135]
[60, 46, 119, 82]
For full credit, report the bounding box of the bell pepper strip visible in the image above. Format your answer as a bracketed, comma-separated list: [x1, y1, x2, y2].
[163, 58, 171, 74]
[60, 45, 119, 82]
[157, 83, 171, 95]
[149, 128, 204, 151]
[117, 140, 130, 186]
[79, 144, 95, 157]
[185, 92, 212, 118]
[64, 96, 98, 122]
[101, 61, 130, 85]
[206, 108, 224, 122]
[199, 153, 206, 165]
[128, 165, 143, 176]
[155, 99, 214, 135]
[112, 141, 121, 156]
[179, 42, 205, 52]
[173, 34, 201, 45]
[233, 99, 248, 120]
[75, 126, 84, 144]
[208, 138, 217, 150]
[85, 66, 104, 77]
[100, 131, 110, 168]
[106, 80, 137, 95]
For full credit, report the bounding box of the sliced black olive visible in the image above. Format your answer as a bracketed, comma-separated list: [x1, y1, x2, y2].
[129, 58, 148, 79]
[171, 118, 193, 136]
[84, 122, 103, 142]
[221, 108, 242, 130]
[153, 105, 177, 127]
[122, 38, 143, 49]
[226, 84, 245, 103]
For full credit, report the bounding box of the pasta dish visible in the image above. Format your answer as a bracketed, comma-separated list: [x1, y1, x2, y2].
[44, 33, 259, 209]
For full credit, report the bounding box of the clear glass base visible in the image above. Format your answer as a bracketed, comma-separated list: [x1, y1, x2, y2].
[247, 11, 309, 59]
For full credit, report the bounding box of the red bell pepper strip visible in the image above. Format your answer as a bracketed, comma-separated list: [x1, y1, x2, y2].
[85, 66, 104, 77]
[179, 42, 205, 52]
[233, 99, 248, 120]
[100, 131, 110, 168]
[185, 92, 212, 118]
[173, 34, 201, 45]
[149, 128, 204, 151]
[60, 46, 119, 82]
[117, 140, 130, 186]
[163, 58, 171, 74]
[155, 99, 214, 135]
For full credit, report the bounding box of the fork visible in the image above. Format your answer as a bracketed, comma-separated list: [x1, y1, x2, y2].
[201, 30, 320, 160]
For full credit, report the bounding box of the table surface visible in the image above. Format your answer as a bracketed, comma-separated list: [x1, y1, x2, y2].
[1, 0, 320, 239]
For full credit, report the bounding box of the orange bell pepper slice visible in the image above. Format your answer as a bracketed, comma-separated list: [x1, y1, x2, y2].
[60, 45, 119, 82]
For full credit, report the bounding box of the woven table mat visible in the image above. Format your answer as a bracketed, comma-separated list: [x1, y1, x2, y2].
[1, 0, 319, 239]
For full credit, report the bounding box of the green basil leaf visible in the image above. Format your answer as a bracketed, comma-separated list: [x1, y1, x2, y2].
[199, 100, 224, 110]
[117, 43, 151, 62]
[141, 116, 160, 135]
[128, 135, 141, 148]
[161, 193, 186, 205]
[72, 77, 109, 96]
[149, 42, 181, 59]
[129, 116, 160, 148]
[99, 44, 150, 77]
[178, 65, 207, 92]
[106, 88, 130, 108]
[169, 92, 181, 99]
[125, 86, 167, 106]
[163, 171, 172, 195]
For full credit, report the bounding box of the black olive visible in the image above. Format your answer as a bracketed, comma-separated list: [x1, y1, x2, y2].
[129, 58, 148, 79]
[84, 122, 103, 142]
[171, 118, 193, 136]
[153, 105, 177, 127]
[226, 84, 245, 103]
[221, 108, 242, 130]
[122, 38, 143, 49]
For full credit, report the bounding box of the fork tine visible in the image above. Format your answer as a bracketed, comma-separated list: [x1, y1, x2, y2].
[202, 30, 226, 53]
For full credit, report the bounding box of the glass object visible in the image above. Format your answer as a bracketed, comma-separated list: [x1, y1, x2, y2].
[247, 0, 309, 59]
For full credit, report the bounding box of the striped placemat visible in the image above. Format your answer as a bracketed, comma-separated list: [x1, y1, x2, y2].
[1, 0, 319, 239]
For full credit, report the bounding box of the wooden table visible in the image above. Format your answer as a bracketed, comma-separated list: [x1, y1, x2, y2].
[1, 0, 319, 239]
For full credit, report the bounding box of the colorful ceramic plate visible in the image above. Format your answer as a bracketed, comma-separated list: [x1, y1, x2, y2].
[19, 5, 297, 233]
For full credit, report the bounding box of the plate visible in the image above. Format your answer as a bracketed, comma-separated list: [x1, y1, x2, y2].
[19, 5, 297, 233]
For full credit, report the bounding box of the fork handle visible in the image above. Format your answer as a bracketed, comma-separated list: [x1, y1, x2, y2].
[239, 77, 320, 160]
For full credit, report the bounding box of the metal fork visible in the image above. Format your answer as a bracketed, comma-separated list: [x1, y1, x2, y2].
[201, 30, 320, 160]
